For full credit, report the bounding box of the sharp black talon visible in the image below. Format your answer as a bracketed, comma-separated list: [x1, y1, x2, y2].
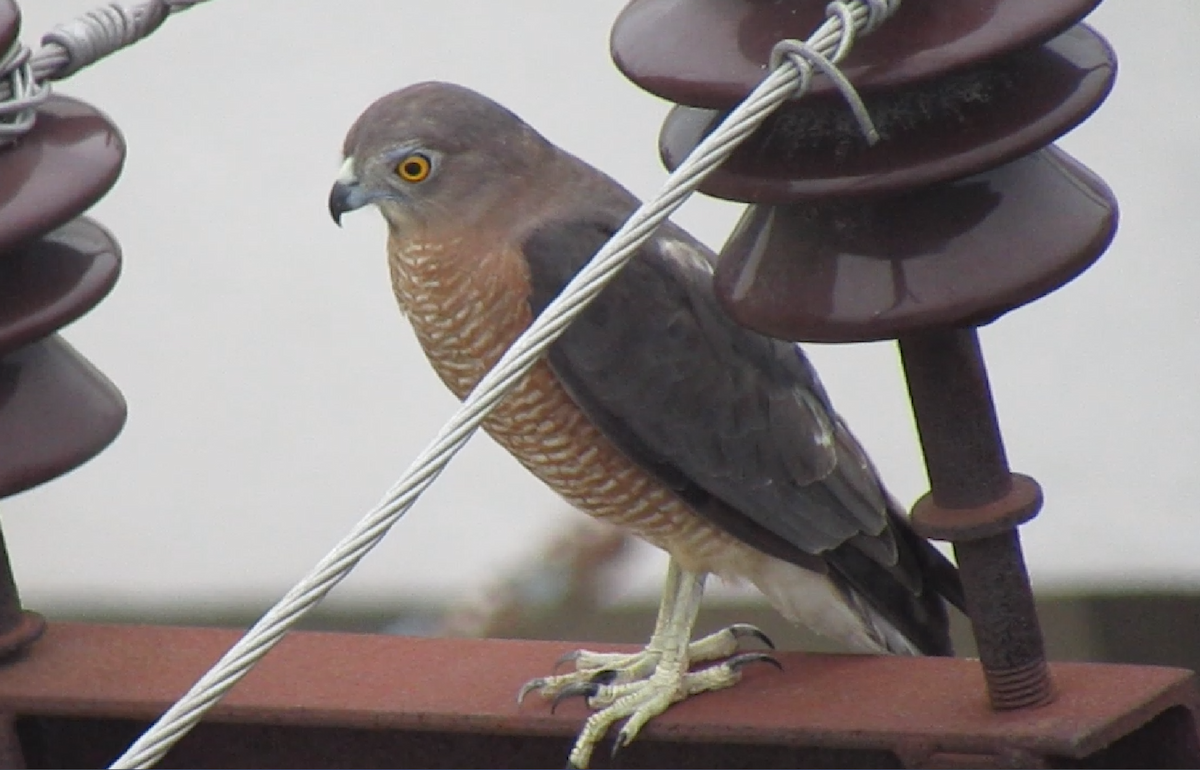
[516, 678, 547, 705]
[553, 649, 582, 673]
[550, 681, 601, 713]
[611, 731, 630, 763]
[729, 623, 776, 650]
[728, 651, 783, 672]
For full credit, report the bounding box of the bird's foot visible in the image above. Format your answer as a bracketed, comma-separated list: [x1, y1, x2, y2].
[517, 624, 777, 769]
[517, 623, 772, 700]
[559, 651, 779, 769]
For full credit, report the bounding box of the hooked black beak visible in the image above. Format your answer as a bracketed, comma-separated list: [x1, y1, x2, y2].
[329, 157, 365, 227]
[329, 182, 355, 227]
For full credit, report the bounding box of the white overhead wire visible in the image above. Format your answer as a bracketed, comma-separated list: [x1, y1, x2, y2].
[46, 0, 899, 766]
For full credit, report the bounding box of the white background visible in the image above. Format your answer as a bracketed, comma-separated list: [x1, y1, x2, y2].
[8, 1, 1200, 616]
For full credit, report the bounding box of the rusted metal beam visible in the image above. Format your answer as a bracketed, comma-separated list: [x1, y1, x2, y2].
[0, 623, 1194, 768]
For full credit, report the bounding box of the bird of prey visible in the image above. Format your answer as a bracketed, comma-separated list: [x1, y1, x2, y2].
[330, 81, 965, 768]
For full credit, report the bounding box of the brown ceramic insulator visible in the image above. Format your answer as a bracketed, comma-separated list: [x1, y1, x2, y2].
[0, 15, 128, 674]
[713, 145, 1117, 343]
[0, 96, 125, 254]
[0, 334, 127, 499]
[0, 218, 121, 356]
[611, 0, 1103, 108]
[660, 24, 1116, 203]
[609, 0, 1140, 740]
[613, 0, 1119, 716]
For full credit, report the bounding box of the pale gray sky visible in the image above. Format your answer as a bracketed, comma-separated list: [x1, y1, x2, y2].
[8, 1, 1200, 614]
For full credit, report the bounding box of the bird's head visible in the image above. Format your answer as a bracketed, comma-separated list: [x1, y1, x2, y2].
[329, 81, 554, 235]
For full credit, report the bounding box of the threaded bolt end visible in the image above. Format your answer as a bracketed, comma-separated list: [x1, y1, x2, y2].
[986, 657, 1056, 710]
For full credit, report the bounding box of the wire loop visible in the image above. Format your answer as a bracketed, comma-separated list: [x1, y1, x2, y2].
[0, 0, 209, 136]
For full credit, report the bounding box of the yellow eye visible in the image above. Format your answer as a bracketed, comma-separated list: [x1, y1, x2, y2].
[397, 153, 432, 183]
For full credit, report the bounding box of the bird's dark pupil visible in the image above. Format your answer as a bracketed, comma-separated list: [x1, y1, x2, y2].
[405, 160, 423, 177]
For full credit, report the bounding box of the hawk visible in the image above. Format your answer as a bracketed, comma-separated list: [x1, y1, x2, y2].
[329, 81, 964, 768]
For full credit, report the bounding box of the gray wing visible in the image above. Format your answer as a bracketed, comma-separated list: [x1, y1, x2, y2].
[525, 216, 893, 558]
[523, 215, 963, 654]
